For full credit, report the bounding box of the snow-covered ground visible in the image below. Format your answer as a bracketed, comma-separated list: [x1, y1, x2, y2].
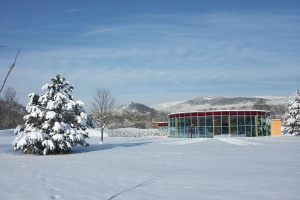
[1, 129, 300, 200]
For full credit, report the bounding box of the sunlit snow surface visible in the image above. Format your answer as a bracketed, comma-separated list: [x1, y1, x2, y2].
[1, 129, 300, 200]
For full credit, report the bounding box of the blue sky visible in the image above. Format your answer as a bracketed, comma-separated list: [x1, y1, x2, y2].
[1, 0, 300, 110]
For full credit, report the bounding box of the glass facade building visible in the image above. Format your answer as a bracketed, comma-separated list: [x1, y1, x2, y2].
[167, 110, 271, 138]
[157, 122, 168, 132]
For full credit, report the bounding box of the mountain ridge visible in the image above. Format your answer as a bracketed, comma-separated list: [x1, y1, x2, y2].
[149, 95, 289, 113]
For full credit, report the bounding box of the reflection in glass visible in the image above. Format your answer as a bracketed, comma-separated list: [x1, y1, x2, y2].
[230, 126, 237, 137]
[206, 117, 213, 126]
[238, 116, 245, 125]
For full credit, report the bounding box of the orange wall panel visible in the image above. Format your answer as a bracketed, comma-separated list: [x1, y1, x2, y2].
[271, 119, 282, 136]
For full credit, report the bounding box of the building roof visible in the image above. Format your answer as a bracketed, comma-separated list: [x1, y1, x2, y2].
[168, 110, 270, 116]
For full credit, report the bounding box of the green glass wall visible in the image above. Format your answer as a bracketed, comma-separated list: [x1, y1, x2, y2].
[168, 111, 271, 138]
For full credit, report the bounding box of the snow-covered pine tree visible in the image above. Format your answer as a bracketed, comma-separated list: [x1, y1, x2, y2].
[12, 75, 93, 155]
[285, 89, 300, 135]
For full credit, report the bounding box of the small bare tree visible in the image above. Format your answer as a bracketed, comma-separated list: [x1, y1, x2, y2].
[4, 86, 16, 101]
[91, 88, 117, 143]
[0, 49, 21, 94]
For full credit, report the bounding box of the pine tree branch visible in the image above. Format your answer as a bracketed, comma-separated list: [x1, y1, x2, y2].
[0, 49, 21, 94]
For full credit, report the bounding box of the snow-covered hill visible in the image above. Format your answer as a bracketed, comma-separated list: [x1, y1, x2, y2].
[117, 102, 158, 115]
[113, 96, 289, 124]
[150, 96, 289, 113]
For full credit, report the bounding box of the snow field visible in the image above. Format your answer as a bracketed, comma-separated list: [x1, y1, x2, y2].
[216, 138, 261, 146]
[1, 129, 300, 200]
[161, 138, 210, 145]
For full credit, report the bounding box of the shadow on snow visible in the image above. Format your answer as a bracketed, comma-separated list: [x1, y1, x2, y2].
[72, 141, 152, 153]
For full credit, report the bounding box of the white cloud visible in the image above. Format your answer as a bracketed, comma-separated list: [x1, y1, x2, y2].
[66, 8, 81, 13]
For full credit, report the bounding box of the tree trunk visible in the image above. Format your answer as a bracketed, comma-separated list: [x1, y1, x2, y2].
[100, 127, 104, 143]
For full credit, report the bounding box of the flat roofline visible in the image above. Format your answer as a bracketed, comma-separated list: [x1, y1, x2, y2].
[168, 110, 270, 115]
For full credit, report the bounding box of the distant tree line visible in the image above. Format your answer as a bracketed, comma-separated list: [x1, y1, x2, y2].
[199, 98, 287, 119]
[252, 98, 287, 119]
[0, 87, 25, 130]
[107, 109, 168, 129]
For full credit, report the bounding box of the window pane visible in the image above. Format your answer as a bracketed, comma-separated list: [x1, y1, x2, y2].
[197, 127, 206, 137]
[191, 117, 197, 126]
[222, 115, 229, 126]
[206, 127, 214, 138]
[198, 117, 205, 126]
[238, 126, 245, 135]
[214, 126, 221, 135]
[238, 116, 245, 125]
[206, 116, 213, 126]
[222, 115, 229, 134]
[245, 116, 251, 125]
[246, 126, 252, 137]
[214, 116, 221, 126]
[186, 117, 191, 127]
[230, 116, 237, 126]
[230, 126, 237, 136]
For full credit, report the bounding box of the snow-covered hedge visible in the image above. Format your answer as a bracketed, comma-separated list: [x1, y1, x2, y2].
[108, 129, 168, 137]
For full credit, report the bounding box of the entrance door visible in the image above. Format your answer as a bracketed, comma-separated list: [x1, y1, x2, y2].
[188, 126, 196, 138]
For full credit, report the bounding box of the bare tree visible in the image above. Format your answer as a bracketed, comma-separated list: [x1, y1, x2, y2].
[0, 49, 21, 94]
[270, 104, 288, 119]
[4, 86, 16, 101]
[91, 88, 117, 143]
